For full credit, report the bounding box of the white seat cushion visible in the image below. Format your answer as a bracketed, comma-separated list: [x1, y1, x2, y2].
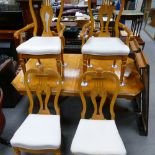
[10, 114, 61, 150]
[82, 37, 130, 56]
[16, 36, 61, 55]
[71, 119, 126, 155]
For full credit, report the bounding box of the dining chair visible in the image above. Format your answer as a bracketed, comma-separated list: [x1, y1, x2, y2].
[10, 68, 62, 155]
[80, 0, 133, 86]
[71, 69, 127, 155]
[14, 0, 65, 79]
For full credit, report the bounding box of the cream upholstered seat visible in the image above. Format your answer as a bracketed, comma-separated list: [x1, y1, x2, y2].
[11, 114, 61, 150]
[10, 68, 62, 155]
[14, 0, 65, 78]
[82, 37, 130, 56]
[80, 0, 133, 85]
[16, 37, 61, 55]
[70, 69, 127, 155]
[71, 119, 126, 155]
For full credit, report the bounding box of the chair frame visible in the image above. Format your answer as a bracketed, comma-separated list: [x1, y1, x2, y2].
[12, 68, 62, 155]
[79, 69, 120, 119]
[14, 0, 65, 79]
[80, 0, 134, 85]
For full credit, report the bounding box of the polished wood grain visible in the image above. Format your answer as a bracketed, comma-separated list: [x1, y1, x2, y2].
[14, 0, 65, 79]
[80, 0, 134, 85]
[79, 69, 120, 120]
[12, 68, 62, 155]
[12, 54, 143, 98]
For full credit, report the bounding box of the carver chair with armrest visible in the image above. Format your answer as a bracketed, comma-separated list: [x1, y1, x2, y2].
[80, 0, 133, 85]
[14, 0, 65, 79]
[10, 68, 62, 155]
[71, 69, 126, 155]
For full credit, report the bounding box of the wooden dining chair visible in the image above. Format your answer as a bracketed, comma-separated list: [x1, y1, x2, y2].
[80, 0, 133, 85]
[10, 68, 62, 155]
[71, 69, 127, 155]
[14, 0, 65, 79]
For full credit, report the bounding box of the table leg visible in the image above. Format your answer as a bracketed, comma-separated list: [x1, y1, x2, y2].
[136, 65, 149, 136]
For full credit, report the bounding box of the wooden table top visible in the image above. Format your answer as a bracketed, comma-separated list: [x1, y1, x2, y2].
[12, 54, 143, 98]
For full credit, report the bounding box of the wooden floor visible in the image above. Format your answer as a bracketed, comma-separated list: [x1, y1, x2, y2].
[12, 54, 143, 98]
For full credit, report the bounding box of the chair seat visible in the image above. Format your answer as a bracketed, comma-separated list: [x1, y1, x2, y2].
[16, 36, 61, 55]
[71, 119, 126, 155]
[82, 37, 130, 56]
[10, 114, 61, 150]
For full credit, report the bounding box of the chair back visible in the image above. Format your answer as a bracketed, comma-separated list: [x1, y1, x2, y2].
[79, 69, 120, 120]
[88, 0, 125, 37]
[24, 68, 62, 115]
[29, 0, 64, 36]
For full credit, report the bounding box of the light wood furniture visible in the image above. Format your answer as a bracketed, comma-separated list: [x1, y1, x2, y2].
[71, 70, 126, 155]
[14, 0, 65, 78]
[80, 0, 133, 85]
[114, 10, 145, 50]
[10, 68, 62, 155]
[12, 54, 143, 97]
[11, 53, 149, 136]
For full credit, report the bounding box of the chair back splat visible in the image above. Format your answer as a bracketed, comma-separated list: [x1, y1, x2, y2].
[79, 69, 120, 120]
[88, 0, 125, 37]
[71, 70, 126, 155]
[81, 0, 131, 86]
[24, 68, 62, 115]
[15, 0, 65, 78]
[29, 0, 64, 36]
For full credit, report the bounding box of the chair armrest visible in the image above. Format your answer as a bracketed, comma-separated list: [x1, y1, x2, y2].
[58, 23, 66, 49]
[14, 23, 35, 42]
[129, 39, 141, 53]
[80, 21, 92, 45]
[118, 22, 141, 52]
[58, 23, 66, 38]
[118, 22, 134, 43]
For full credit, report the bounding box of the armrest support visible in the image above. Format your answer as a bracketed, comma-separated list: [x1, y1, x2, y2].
[80, 21, 92, 45]
[58, 23, 66, 49]
[118, 22, 141, 52]
[58, 23, 65, 38]
[118, 22, 134, 43]
[129, 39, 141, 53]
[14, 23, 35, 43]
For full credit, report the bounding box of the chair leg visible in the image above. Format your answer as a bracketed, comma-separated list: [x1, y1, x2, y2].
[19, 58, 26, 75]
[13, 147, 21, 155]
[36, 59, 41, 66]
[120, 57, 127, 85]
[112, 59, 117, 68]
[83, 55, 87, 73]
[56, 58, 64, 80]
[88, 58, 90, 66]
[56, 149, 61, 155]
[61, 53, 64, 66]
